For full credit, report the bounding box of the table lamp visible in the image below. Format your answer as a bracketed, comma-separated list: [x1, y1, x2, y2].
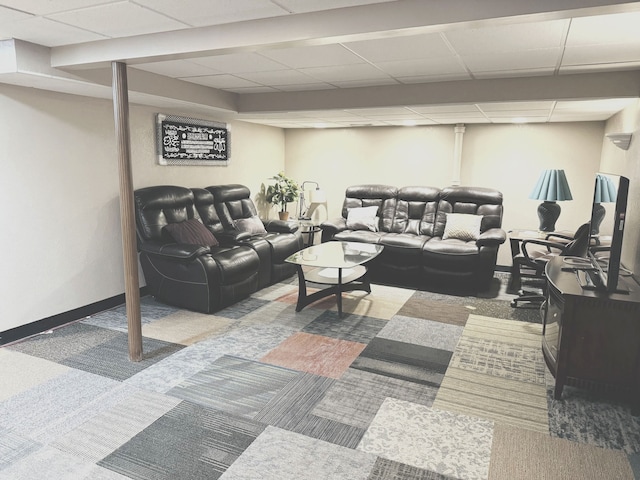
[591, 174, 617, 235]
[298, 181, 326, 220]
[529, 169, 573, 232]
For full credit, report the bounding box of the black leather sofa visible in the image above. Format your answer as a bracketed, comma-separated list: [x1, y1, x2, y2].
[320, 184, 506, 288]
[134, 185, 261, 313]
[193, 184, 303, 289]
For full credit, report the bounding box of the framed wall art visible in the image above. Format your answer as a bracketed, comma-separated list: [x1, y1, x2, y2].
[156, 114, 230, 166]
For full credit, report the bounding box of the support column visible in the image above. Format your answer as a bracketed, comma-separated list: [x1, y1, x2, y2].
[452, 123, 466, 186]
[112, 61, 142, 362]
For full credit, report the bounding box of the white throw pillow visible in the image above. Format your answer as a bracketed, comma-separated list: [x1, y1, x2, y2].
[442, 213, 482, 241]
[346, 206, 379, 232]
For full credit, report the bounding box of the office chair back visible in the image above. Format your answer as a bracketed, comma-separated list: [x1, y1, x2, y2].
[562, 223, 591, 258]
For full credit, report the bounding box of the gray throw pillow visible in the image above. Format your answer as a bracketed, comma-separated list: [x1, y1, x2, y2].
[235, 215, 267, 234]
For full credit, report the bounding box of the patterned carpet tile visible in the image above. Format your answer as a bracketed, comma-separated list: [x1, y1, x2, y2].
[489, 424, 634, 480]
[61, 334, 184, 381]
[312, 368, 438, 430]
[215, 297, 271, 319]
[0, 349, 69, 401]
[396, 295, 470, 326]
[377, 315, 463, 352]
[141, 310, 235, 345]
[82, 296, 180, 332]
[463, 315, 543, 348]
[167, 355, 299, 417]
[0, 426, 41, 472]
[302, 310, 387, 343]
[219, 425, 377, 480]
[358, 398, 493, 480]
[449, 336, 546, 384]
[260, 332, 366, 379]
[368, 458, 458, 480]
[351, 338, 451, 387]
[233, 300, 320, 330]
[434, 367, 549, 434]
[99, 401, 266, 480]
[51, 388, 182, 463]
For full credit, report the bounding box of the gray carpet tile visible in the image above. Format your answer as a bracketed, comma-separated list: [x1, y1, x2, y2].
[378, 315, 463, 352]
[82, 297, 180, 332]
[7, 322, 121, 363]
[0, 427, 41, 471]
[628, 452, 640, 478]
[302, 310, 387, 343]
[219, 425, 377, 480]
[312, 368, 438, 430]
[283, 414, 366, 449]
[99, 400, 266, 480]
[167, 355, 299, 417]
[367, 458, 458, 480]
[351, 338, 452, 387]
[62, 334, 184, 381]
[215, 297, 271, 319]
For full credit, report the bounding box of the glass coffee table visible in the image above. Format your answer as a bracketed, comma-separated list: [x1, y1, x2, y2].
[285, 241, 384, 317]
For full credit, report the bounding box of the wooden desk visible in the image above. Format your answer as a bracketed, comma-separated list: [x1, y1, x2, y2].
[543, 256, 640, 409]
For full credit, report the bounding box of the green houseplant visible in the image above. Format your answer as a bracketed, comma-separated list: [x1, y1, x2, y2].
[266, 172, 300, 220]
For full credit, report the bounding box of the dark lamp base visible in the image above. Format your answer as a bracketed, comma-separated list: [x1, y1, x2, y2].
[537, 201, 561, 232]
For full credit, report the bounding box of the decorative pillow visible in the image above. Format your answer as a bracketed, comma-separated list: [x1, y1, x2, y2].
[442, 213, 482, 241]
[164, 218, 219, 246]
[346, 206, 379, 232]
[235, 215, 267, 235]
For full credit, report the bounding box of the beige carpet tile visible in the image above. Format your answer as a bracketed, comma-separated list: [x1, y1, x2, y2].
[141, 310, 234, 345]
[0, 349, 69, 401]
[396, 297, 470, 326]
[234, 300, 322, 330]
[260, 332, 366, 379]
[434, 367, 549, 434]
[463, 315, 543, 348]
[251, 282, 298, 301]
[488, 423, 634, 480]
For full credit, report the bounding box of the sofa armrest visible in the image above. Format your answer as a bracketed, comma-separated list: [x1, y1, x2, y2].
[263, 219, 299, 233]
[216, 230, 253, 246]
[140, 240, 210, 260]
[320, 217, 347, 241]
[476, 228, 507, 247]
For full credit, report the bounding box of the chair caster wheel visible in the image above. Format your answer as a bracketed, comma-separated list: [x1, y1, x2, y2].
[510, 300, 517, 307]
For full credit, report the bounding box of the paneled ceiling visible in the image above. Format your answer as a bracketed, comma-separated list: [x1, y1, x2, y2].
[1, 0, 639, 128]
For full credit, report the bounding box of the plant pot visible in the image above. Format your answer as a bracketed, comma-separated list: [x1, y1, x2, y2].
[278, 211, 290, 221]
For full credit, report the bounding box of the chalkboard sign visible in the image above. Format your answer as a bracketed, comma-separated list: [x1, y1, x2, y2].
[156, 114, 230, 166]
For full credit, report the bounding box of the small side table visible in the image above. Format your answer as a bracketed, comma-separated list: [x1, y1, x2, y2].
[298, 219, 322, 247]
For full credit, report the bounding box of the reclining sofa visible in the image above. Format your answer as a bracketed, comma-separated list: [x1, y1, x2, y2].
[320, 184, 506, 288]
[134, 184, 302, 313]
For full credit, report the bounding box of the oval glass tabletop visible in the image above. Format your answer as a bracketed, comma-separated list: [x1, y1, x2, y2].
[285, 241, 384, 269]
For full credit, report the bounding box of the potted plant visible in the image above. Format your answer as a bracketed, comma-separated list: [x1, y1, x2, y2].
[266, 172, 300, 221]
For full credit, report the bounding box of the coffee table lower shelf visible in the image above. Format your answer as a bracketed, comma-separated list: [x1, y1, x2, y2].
[294, 265, 371, 317]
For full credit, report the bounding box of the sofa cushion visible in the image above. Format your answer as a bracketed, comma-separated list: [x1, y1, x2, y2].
[235, 215, 267, 235]
[334, 230, 383, 244]
[164, 218, 219, 247]
[442, 213, 481, 241]
[346, 206, 379, 232]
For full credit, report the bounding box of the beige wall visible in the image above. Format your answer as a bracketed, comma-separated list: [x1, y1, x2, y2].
[0, 84, 284, 331]
[286, 122, 605, 267]
[602, 99, 640, 284]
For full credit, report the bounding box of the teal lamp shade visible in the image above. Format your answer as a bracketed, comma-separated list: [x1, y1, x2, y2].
[529, 169, 573, 231]
[591, 174, 618, 234]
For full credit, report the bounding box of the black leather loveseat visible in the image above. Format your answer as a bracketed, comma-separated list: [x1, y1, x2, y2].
[320, 184, 506, 288]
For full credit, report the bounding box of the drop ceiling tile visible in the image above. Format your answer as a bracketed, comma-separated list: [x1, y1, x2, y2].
[133, 60, 221, 78]
[0, 0, 117, 15]
[48, 2, 188, 38]
[430, 116, 490, 124]
[472, 67, 556, 79]
[344, 32, 453, 62]
[444, 20, 569, 54]
[410, 105, 482, 114]
[490, 116, 548, 123]
[276, 0, 397, 14]
[236, 69, 320, 86]
[301, 63, 392, 82]
[566, 11, 640, 46]
[190, 53, 288, 73]
[226, 86, 280, 93]
[345, 107, 413, 116]
[461, 48, 561, 73]
[0, 16, 107, 46]
[275, 83, 336, 92]
[549, 113, 611, 122]
[554, 98, 636, 112]
[397, 73, 471, 83]
[330, 77, 399, 88]
[562, 43, 640, 66]
[260, 44, 364, 69]
[182, 74, 260, 89]
[0, 6, 33, 25]
[376, 57, 467, 77]
[134, 0, 287, 27]
[559, 61, 640, 74]
[424, 112, 487, 119]
[477, 101, 554, 112]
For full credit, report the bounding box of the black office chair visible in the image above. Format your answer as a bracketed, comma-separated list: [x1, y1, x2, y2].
[510, 223, 591, 307]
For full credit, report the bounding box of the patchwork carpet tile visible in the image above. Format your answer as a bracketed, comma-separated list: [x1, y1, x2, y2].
[141, 309, 234, 345]
[350, 337, 451, 387]
[488, 424, 634, 479]
[463, 314, 543, 348]
[367, 458, 457, 480]
[219, 425, 377, 480]
[0, 349, 69, 401]
[311, 368, 438, 429]
[82, 296, 180, 332]
[0, 445, 127, 480]
[0, 426, 41, 472]
[260, 332, 366, 378]
[302, 310, 387, 343]
[234, 300, 320, 330]
[358, 398, 493, 480]
[215, 297, 271, 319]
[167, 355, 299, 417]
[376, 315, 463, 351]
[99, 401, 266, 480]
[396, 294, 470, 326]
